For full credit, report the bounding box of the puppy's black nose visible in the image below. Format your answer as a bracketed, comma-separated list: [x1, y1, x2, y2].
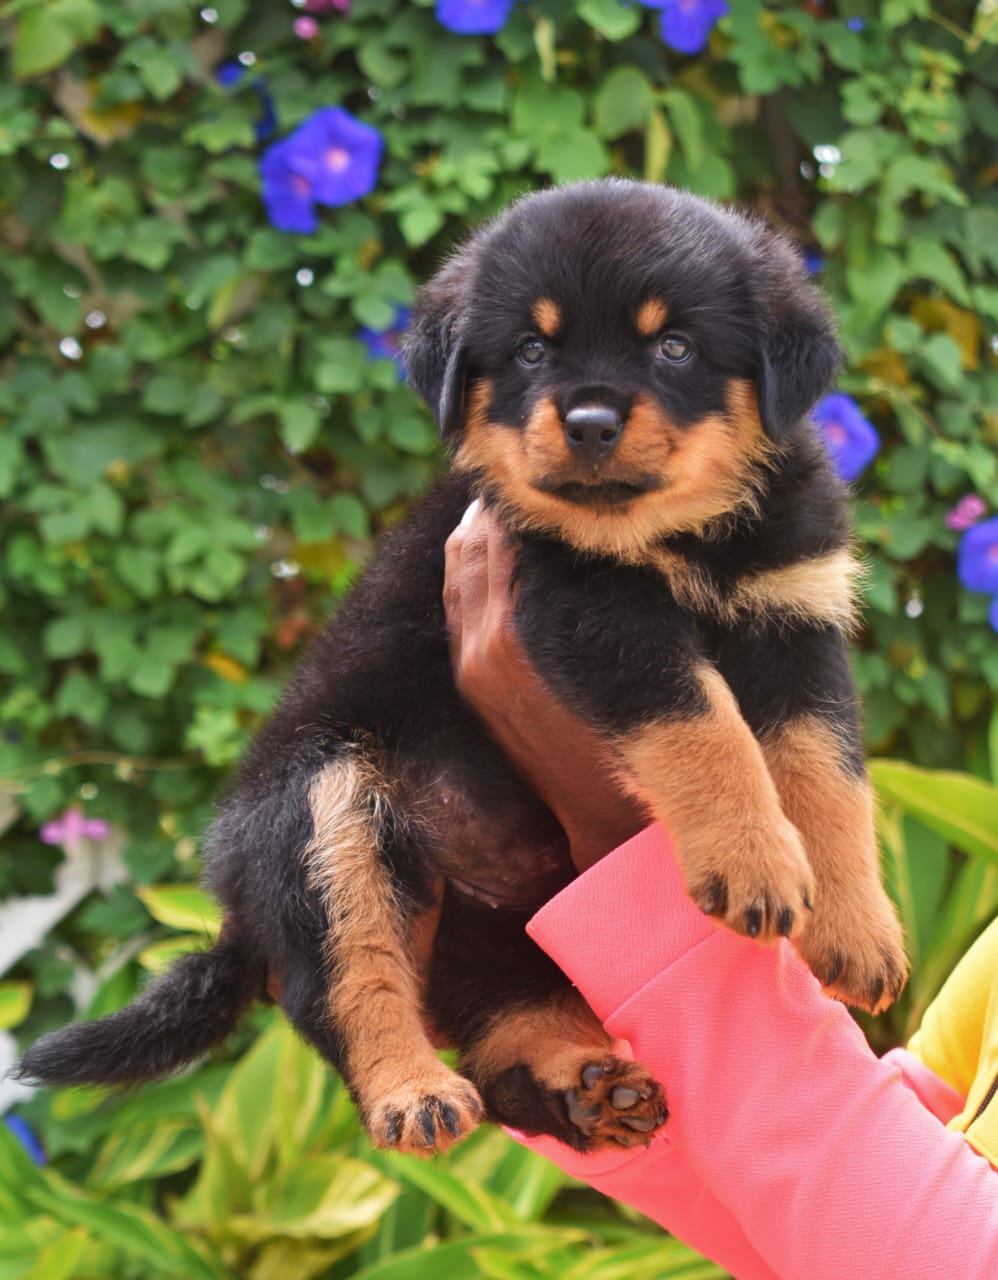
[563, 405, 623, 463]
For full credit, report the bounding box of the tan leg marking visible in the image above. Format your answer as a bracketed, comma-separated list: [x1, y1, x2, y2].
[305, 755, 482, 1152]
[532, 297, 562, 338]
[636, 298, 668, 337]
[762, 719, 908, 1013]
[463, 991, 667, 1150]
[616, 665, 815, 941]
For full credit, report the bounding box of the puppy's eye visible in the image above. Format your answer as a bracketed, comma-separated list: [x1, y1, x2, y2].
[517, 338, 546, 367]
[656, 333, 694, 364]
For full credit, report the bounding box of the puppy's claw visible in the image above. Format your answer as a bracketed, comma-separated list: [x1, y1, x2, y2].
[582, 1064, 605, 1090]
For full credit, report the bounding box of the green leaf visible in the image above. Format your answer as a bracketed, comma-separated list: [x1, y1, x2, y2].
[89, 1123, 204, 1191]
[399, 204, 445, 248]
[535, 131, 609, 184]
[907, 239, 971, 304]
[512, 84, 585, 140]
[279, 399, 322, 453]
[43, 615, 89, 659]
[593, 67, 654, 140]
[22, 1229, 90, 1280]
[351, 1232, 587, 1280]
[240, 1155, 398, 1240]
[314, 338, 367, 394]
[870, 761, 998, 866]
[577, 0, 643, 40]
[272, 1025, 330, 1169]
[135, 885, 223, 935]
[662, 89, 704, 172]
[327, 493, 369, 539]
[13, 0, 101, 78]
[0, 980, 32, 1030]
[382, 1152, 520, 1232]
[44, 422, 164, 483]
[54, 668, 108, 724]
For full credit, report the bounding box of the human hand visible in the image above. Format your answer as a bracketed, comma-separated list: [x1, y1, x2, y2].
[443, 500, 646, 872]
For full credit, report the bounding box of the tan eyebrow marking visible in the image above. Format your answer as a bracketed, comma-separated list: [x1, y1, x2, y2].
[532, 297, 562, 338]
[636, 299, 669, 337]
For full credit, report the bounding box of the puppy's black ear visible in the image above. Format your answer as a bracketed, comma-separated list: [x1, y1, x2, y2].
[403, 253, 471, 439]
[754, 244, 841, 443]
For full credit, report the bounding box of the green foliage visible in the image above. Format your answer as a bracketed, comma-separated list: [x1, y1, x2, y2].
[2, 1017, 722, 1279]
[1, 1, 997, 1275]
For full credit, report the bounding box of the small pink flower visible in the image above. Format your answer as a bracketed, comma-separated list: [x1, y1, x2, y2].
[293, 15, 320, 37]
[946, 494, 988, 532]
[40, 808, 110, 852]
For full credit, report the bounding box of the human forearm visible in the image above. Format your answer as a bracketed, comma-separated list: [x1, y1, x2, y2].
[525, 825, 998, 1280]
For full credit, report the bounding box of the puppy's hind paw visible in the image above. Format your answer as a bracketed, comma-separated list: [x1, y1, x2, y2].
[565, 1058, 667, 1151]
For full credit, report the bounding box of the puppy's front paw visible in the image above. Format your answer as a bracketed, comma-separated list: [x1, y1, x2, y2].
[798, 891, 908, 1014]
[363, 1063, 484, 1155]
[565, 1058, 668, 1151]
[687, 820, 816, 943]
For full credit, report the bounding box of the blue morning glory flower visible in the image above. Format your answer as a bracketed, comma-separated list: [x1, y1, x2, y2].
[283, 107, 383, 208]
[259, 138, 318, 234]
[643, 0, 730, 55]
[958, 516, 998, 596]
[435, 0, 515, 34]
[846, 17, 866, 32]
[813, 393, 880, 482]
[216, 61, 244, 88]
[259, 107, 383, 234]
[358, 306, 411, 379]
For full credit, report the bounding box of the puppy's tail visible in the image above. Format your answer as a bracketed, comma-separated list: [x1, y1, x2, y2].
[15, 930, 263, 1088]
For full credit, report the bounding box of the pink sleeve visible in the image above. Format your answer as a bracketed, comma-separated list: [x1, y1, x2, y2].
[517, 825, 998, 1280]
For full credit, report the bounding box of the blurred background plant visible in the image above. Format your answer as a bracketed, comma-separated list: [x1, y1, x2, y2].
[1, 0, 997, 1275]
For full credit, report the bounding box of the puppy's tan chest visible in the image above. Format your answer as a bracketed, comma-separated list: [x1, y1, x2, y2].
[646, 546, 860, 632]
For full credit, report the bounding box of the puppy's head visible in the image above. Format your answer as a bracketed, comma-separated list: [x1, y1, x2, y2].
[405, 180, 839, 558]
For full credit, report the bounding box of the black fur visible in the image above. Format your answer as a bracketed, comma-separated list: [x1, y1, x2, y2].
[18, 180, 868, 1146]
[19, 935, 263, 1085]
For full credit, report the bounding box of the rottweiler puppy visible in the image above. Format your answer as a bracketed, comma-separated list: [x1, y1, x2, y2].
[20, 179, 907, 1155]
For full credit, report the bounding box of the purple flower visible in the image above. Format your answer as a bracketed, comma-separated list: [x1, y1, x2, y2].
[946, 494, 988, 532]
[643, 0, 730, 55]
[294, 15, 320, 38]
[4, 1116, 45, 1166]
[40, 807, 110, 853]
[283, 107, 383, 208]
[358, 306, 411, 378]
[813, 393, 880, 482]
[435, 0, 515, 35]
[958, 516, 998, 596]
[259, 108, 383, 234]
[260, 138, 319, 234]
[846, 17, 866, 32]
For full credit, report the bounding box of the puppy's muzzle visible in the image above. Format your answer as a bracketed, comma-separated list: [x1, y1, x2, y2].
[564, 405, 623, 465]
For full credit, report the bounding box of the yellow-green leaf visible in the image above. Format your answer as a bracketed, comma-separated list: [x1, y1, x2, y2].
[0, 980, 32, 1030]
[870, 760, 998, 866]
[136, 885, 222, 936]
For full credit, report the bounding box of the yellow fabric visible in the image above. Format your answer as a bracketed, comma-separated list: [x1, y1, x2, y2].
[908, 916, 998, 1170]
